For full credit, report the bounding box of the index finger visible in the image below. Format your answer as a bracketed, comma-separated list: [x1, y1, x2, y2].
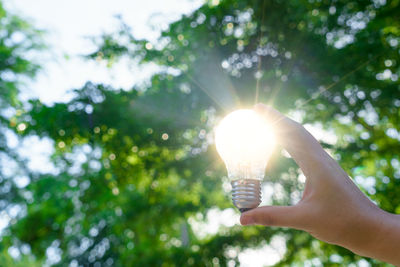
[254, 104, 335, 179]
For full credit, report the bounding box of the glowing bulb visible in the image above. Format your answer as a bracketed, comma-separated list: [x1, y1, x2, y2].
[215, 109, 275, 212]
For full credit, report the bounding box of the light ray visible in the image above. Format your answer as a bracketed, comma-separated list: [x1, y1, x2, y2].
[297, 53, 380, 108]
[266, 56, 299, 107]
[184, 51, 242, 111]
[268, 54, 381, 128]
[254, 0, 266, 105]
[186, 73, 228, 111]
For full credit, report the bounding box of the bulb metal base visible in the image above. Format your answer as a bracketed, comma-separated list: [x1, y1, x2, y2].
[231, 179, 261, 213]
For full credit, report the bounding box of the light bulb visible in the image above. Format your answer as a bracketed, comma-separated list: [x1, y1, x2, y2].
[215, 109, 276, 212]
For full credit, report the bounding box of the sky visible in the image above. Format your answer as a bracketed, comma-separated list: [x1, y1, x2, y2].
[6, 0, 203, 104]
[3, 0, 285, 266]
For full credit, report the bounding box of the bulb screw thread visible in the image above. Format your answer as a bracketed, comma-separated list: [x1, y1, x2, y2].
[231, 179, 261, 213]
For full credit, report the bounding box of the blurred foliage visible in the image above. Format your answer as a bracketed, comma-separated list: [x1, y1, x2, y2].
[0, 0, 400, 266]
[0, 0, 44, 266]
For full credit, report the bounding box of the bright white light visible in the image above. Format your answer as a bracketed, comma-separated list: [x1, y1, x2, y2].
[215, 109, 275, 181]
[239, 235, 287, 267]
[188, 208, 240, 239]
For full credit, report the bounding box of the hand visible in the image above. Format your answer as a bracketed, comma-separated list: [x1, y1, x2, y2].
[240, 104, 400, 265]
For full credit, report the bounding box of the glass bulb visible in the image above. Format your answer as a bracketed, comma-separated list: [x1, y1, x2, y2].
[215, 109, 275, 212]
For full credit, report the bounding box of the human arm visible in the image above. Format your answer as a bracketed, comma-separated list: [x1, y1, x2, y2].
[240, 104, 400, 265]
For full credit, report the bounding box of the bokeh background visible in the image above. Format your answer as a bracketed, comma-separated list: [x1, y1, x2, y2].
[0, 0, 399, 266]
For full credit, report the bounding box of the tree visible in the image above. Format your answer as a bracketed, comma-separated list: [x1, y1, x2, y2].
[2, 0, 400, 266]
[0, 1, 43, 266]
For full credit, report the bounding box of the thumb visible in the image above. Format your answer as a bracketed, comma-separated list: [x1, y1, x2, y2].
[240, 205, 304, 229]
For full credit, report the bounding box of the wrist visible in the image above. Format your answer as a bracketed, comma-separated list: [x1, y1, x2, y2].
[353, 208, 400, 265]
